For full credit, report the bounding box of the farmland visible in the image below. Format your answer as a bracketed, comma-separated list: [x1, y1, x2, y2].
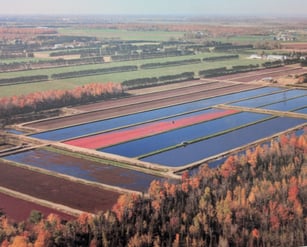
[0, 15, 307, 226]
[0, 54, 260, 97]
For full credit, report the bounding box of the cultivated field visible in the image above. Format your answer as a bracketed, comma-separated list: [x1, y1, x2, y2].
[1, 17, 307, 223]
[0, 160, 120, 214]
[0, 192, 75, 222]
[24, 81, 259, 130]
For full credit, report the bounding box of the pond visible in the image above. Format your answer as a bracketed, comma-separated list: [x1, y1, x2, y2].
[261, 96, 306, 111]
[231, 89, 306, 108]
[295, 108, 307, 114]
[189, 127, 306, 175]
[3, 149, 165, 192]
[100, 112, 270, 157]
[30, 87, 282, 141]
[141, 117, 306, 167]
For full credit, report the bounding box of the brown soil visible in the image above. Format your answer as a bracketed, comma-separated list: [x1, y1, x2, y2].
[0, 192, 75, 223]
[281, 42, 307, 51]
[271, 73, 307, 86]
[0, 161, 120, 214]
[0, 144, 14, 151]
[213, 66, 302, 82]
[11, 148, 164, 192]
[236, 68, 303, 82]
[25, 82, 259, 130]
[24, 66, 302, 131]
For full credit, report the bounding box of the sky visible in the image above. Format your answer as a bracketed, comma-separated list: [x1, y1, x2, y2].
[0, 0, 306, 17]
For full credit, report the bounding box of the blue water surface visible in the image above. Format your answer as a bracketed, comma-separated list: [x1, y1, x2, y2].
[3, 149, 164, 192]
[141, 117, 306, 167]
[231, 89, 307, 108]
[100, 112, 270, 157]
[261, 96, 307, 111]
[295, 107, 307, 114]
[30, 87, 282, 141]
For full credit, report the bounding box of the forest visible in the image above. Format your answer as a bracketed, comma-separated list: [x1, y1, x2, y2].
[0, 131, 306, 247]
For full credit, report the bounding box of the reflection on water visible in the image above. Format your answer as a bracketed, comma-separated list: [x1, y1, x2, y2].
[30, 87, 282, 141]
[142, 117, 306, 167]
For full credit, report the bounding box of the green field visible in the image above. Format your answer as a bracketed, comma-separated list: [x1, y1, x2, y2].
[0, 24, 290, 98]
[0, 54, 261, 97]
[0, 52, 236, 78]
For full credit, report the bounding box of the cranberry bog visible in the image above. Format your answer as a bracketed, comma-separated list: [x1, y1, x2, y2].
[3, 148, 166, 192]
[0, 160, 120, 216]
[15, 85, 307, 170]
[64, 109, 238, 149]
[0, 191, 75, 222]
[1, 78, 306, 221]
[29, 86, 283, 141]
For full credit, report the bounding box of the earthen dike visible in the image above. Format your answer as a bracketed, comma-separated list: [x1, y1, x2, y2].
[1, 65, 306, 221]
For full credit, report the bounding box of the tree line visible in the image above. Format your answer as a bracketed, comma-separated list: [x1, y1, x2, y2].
[0, 75, 48, 85]
[199, 64, 260, 77]
[202, 54, 239, 61]
[140, 58, 201, 70]
[0, 82, 123, 119]
[0, 57, 105, 73]
[122, 72, 195, 90]
[0, 53, 242, 73]
[51, 65, 138, 80]
[0, 131, 306, 246]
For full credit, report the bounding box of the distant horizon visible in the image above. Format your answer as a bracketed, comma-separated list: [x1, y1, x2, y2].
[1, 13, 307, 22]
[0, 0, 306, 18]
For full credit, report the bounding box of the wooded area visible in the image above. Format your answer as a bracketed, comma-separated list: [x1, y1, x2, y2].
[0, 82, 123, 118]
[0, 132, 306, 246]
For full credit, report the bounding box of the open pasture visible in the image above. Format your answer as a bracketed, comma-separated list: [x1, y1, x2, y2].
[0, 52, 260, 98]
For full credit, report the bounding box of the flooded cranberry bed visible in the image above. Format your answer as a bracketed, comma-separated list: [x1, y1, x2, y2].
[24, 87, 306, 169]
[30, 87, 282, 141]
[141, 116, 306, 166]
[3, 149, 164, 192]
